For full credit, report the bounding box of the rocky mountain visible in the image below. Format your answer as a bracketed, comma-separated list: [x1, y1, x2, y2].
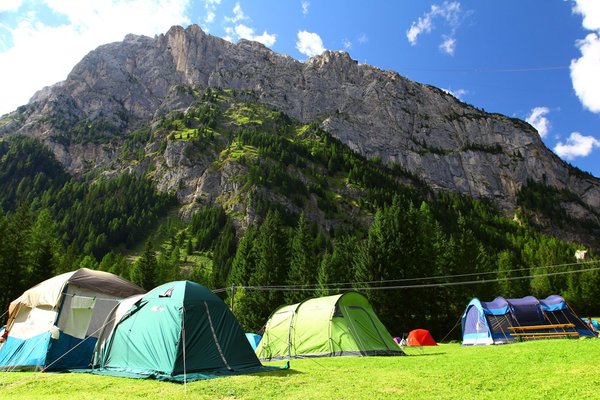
[1, 24, 598, 245]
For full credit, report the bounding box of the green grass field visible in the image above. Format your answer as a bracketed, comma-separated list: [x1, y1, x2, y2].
[1, 339, 598, 399]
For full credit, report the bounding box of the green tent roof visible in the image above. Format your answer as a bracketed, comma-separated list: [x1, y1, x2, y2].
[257, 291, 404, 360]
[94, 281, 267, 381]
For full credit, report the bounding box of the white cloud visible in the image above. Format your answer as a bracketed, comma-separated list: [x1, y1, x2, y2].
[342, 38, 352, 50]
[205, 11, 216, 24]
[406, 14, 433, 45]
[224, 2, 247, 23]
[573, 0, 600, 31]
[296, 30, 325, 57]
[442, 87, 468, 100]
[525, 107, 551, 138]
[0, 0, 190, 116]
[554, 132, 600, 160]
[0, 0, 23, 12]
[203, 0, 221, 25]
[570, 33, 600, 113]
[406, 1, 464, 55]
[439, 35, 455, 55]
[571, 0, 600, 113]
[234, 24, 276, 46]
[302, 1, 310, 15]
[222, 3, 276, 47]
[357, 34, 368, 44]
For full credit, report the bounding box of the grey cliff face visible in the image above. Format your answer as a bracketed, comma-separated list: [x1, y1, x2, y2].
[2, 24, 598, 227]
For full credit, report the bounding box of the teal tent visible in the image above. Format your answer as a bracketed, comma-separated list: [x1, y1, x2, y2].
[94, 281, 266, 381]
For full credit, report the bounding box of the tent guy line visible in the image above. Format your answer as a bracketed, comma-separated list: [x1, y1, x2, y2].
[214, 262, 600, 293]
[226, 259, 599, 289]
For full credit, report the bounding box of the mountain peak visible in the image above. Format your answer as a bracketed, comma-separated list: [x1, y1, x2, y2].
[0, 24, 598, 244]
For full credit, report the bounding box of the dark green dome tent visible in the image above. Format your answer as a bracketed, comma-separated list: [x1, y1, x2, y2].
[94, 281, 266, 381]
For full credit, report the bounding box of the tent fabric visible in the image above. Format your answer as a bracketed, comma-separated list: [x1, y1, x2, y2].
[93, 294, 145, 366]
[94, 281, 266, 382]
[0, 269, 145, 371]
[245, 333, 262, 350]
[406, 329, 437, 346]
[461, 295, 597, 345]
[257, 291, 404, 360]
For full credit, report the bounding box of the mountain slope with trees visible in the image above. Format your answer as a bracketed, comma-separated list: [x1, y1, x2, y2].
[0, 88, 597, 338]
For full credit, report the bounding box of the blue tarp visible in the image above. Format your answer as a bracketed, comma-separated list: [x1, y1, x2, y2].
[0, 332, 51, 369]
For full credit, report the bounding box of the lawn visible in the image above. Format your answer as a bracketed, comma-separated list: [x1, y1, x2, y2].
[1, 339, 598, 399]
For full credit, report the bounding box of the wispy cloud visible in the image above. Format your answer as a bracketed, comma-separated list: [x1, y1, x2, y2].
[406, 1, 466, 56]
[223, 3, 276, 47]
[554, 132, 600, 160]
[224, 2, 246, 23]
[203, 0, 221, 25]
[296, 30, 325, 57]
[442, 87, 468, 100]
[0, 0, 190, 116]
[301, 1, 310, 15]
[439, 35, 455, 55]
[357, 34, 368, 44]
[526, 107, 551, 138]
[571, 1, 600, 113]
[342, 38, 352, 50]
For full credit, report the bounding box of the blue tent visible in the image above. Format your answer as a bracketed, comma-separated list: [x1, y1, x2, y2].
[461, 295, 596, 345]
[0, 269, 144, 371]
[245, 333, 262, 350]
[581, 317, 600, 331]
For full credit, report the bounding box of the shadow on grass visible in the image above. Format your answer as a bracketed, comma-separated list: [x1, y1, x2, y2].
[404, 352, 446, 357]
[255, 368, 302, 378]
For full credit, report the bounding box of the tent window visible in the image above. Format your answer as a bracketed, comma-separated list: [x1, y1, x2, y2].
[332, 305, 343, 318]
[63, 296, 96, 339]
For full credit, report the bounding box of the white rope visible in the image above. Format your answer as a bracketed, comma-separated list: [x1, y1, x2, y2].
[213, 267, 600, 293]
[439, 315, 462, 343]
[213, 260, 600, 293]
[41, 311, 119, 372]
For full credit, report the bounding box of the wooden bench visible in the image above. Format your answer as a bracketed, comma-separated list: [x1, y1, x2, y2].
[510, 332, 579, 340]
[508, 324, 579, 341]
[508, 323, 575, 331]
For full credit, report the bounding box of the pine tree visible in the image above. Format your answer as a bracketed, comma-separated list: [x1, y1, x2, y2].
[285, 213, 317, 304]
[316, 235, 358, 297]
[3, 205, 33, 303]
[211, 220, 237, 289]
[131, 240, 158, 290]
[237, 210, 289, 331]
[227, 225, 258, 286]
[28, 209, 58, 284]
[0, 211, 11, 322]
[496, 249, 530, 299]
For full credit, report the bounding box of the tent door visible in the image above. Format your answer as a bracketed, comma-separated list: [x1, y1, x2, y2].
[345, 306, 391, 353]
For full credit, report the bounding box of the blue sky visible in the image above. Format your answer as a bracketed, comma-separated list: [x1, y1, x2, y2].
[1, 0, 599, 177]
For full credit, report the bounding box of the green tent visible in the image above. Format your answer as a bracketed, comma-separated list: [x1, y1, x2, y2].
[257, 292, 404, 360]
[94, 281, 267, 381]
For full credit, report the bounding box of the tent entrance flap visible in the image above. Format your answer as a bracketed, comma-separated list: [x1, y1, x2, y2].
[346, 305, 393, 352]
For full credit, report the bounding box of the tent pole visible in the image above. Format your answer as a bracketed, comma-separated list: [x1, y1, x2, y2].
[182, 305, 187, 397]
